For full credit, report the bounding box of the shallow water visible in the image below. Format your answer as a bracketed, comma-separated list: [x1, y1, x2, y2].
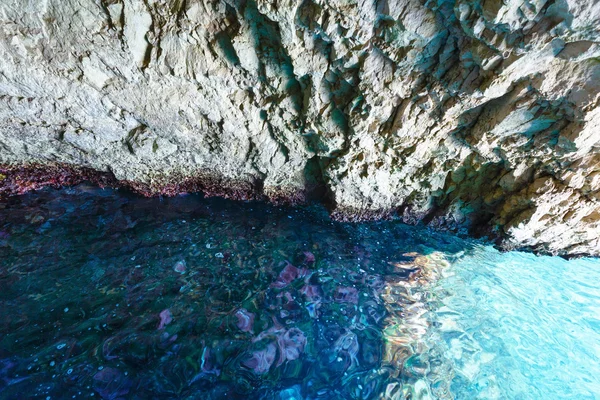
[0, 186, 598, 399]
[427, 246, 600, 399]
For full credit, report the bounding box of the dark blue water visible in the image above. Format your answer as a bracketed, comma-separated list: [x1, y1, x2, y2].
[1, 186, 598, 399]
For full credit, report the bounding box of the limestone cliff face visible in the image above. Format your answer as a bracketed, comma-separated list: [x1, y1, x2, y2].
[1, 0, 599, 256]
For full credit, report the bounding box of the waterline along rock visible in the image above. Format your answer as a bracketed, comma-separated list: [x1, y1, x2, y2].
[1, 0, 599, 256]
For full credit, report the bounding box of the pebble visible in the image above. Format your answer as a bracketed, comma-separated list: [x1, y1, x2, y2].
[173, 260, 187, 274]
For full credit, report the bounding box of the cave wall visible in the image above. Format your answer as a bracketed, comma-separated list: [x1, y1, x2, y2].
[1, 0, 600, 256]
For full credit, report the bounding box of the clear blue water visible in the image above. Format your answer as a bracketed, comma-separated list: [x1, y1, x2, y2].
[0, 186, 599, 399]
[424, 246, 600, 399]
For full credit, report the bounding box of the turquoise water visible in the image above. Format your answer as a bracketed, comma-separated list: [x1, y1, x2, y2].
[0, 186, 599, 399]
[425, 247, 600, 399]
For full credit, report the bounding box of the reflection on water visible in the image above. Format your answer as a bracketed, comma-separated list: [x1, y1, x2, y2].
[380, 252, 451, 400]
[1, 186, 599, 399]
[0, 185, 467, 399]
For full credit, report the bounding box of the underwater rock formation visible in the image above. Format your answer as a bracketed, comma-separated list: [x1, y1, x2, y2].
[1, 0, 599, 256]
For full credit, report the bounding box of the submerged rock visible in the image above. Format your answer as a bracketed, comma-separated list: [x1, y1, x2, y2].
[158, 309, 173, 330]
[243, 342, 277, 375]
[271, 262, 306, 289]
[1, 0, 600, 256]
[173, 260, 187, 274]
[93, 367, 131, 399]
[235, 308, 255, 333]
[303, 252, 315, 264]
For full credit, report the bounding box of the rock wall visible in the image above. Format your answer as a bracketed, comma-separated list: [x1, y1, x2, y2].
[1, 0, 599, 256]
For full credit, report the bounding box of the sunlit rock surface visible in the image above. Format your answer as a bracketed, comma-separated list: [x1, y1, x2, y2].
[1, 0, 599, 256]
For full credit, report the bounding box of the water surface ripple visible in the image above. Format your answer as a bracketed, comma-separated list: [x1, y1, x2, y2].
[0, 186, 599, 399]
[426, 246, 600, 399]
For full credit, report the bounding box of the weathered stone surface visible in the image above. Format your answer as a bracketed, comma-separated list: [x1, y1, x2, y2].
[1, 0, 599, 256]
